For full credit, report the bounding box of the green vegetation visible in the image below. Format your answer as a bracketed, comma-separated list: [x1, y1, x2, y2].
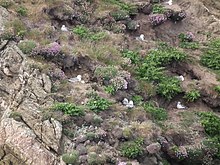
[110, 10, 129, 21]
[201, 39, 220, 70]
[121, 138, 144, 159]
[18, 40, 36, 54]
[87, 95, 111, 113]
[73, 26, 106, 41]
[0, 0, 13, 8]
[62, 150, 79, 164]
[88, 152, 106, 165]
[105, 0, 137, 14]
[104, 85, 117, 95]
[16, 6, 28, 17]
[179, 42, 199, 49]
[152, 4, 165, 14]
[52, 103, 84, 116]
[144, 102, 168, 121]
[132, 95, 143, 106]
[214, 85, 220, 94]
[122, 49, 140, 64]
[184, 90, 200, 102]
[157, 77, 182, 100]
[199, 112, 220, 158]
[94, 66, 118, 81]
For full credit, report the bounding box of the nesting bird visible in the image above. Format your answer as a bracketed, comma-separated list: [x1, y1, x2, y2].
[122, 98, 134, 108]
[136, 34, 145, 41]
[177, 101, 186, 109]
[165, 0, 173, 5]
[176, 75, 184, 81]
[68, 75, 82, 83]
[61, 25, 68, 32]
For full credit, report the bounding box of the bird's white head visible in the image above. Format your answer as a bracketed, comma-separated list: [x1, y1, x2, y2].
[77, 75, 82, 80]
[62, 25, 66, 28]
[177, 101, 181, 104]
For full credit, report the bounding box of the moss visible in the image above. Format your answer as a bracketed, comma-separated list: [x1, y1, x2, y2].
[62, 150, 79, 164]
[88, 152, 106, 165]
[9, 112, 22, 122]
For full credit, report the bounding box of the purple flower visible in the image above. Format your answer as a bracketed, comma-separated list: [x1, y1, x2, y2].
[185, 32, 194, 42]
[118, 162, 127, 165]
[149, 14, 167, 26]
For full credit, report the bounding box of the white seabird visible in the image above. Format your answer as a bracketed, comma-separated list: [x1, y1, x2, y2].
[122, 98, 129, 105]
[61, 25, 68, 32]
[126, 100, 134, 108]
[136, 34, 145, 41]
[165, 0, 173, 5]
[177, 75, 184, 81]
[177, 101, 186, 109]
[68, 75, 82, 83]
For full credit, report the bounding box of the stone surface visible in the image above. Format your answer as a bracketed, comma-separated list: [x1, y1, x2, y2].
[146, 142, 161, 154]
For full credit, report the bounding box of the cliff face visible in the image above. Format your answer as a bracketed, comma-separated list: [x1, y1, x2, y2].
[0, 0, 220, 165]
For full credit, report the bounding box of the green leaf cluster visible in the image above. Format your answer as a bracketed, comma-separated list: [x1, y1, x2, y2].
[52, 103, 84, 116]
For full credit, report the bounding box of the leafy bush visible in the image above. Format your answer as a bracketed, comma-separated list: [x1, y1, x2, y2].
[87, 96, 111, 113]
[122, 49, 140, 64]
[144, 102, 168, 121]
[52, 103, 84, 116]
[179, 42, 199, 49]
[121, 138, 144, 159]
[0, 0, 13, 8]
[62, 150, 79, 164]
[214, 85, 220, 94]
[105, 0, 137, 14]
[184, 90, 200, 102]
[201, 39, 220, 70]
[152, 4, 165, 14]
[157, 77, 182, 100]
[73, 26, 106, 41]
[94, 66, 118, 81]
[16, 6, 28, 16]
[104, 85, 117, 95]
[199, 112, 220, 137]
[132, 95, 143, 106]
[18, 40, 36, 54]
[110, 10, 129, 21]
[88, 152, 106, 165]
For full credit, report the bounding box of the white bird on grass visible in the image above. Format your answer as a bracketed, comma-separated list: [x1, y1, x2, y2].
[136, 34, 145, 41]
[177, 101, 186, 109]
[68, 75, 82, 83]
[61, 25, 68, 32]
[176, 75, 184, 81]
[165, 0, 173, 5]
[122, 98, 129, 105]
[126, 100, 134, 109]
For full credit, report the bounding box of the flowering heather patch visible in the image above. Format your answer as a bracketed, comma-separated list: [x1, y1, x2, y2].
[31, 42, 61, 58]
[185, 32, 195, 42]
[110, 76, 128, 90]
[149, 14, 167, 26]
[49, 68, 67, 81]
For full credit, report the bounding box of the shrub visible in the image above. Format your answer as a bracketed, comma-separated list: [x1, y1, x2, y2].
[214, 85, 220, 94]
[62, 150, 79, 164]
[104, 85, 117, 95]
[184, 90, 200, 102]
[87, 96, 111, 113]
[121, 138, 144, 159]
[144, 102, 168, 121]
[199, 112, 220, 137]
[110, 10, 129, 21]
[201, 39, 220, 70]
[157, 77, 182, 100]
[122, 49, 140, 64]
[94, 66, 118, 81]
[73, 26, 106, 41]
[106, 0, 137, 14]
[0, 0, 13, 8]
[16, 6, 28, 17]
[179, 32, 199, 49]
[52, 103, 84, 116]
[88, 152, 106, 165]
[18, 40, 36, 54]
[132, 95, 143, 106]
[152, 4, 165, 14]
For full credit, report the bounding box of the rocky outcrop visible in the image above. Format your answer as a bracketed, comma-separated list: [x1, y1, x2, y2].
[0, 41, 63, 164]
